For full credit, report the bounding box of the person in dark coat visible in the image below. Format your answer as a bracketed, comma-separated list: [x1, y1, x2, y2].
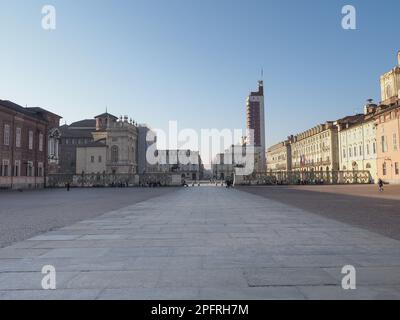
[378, 179, 384, 192]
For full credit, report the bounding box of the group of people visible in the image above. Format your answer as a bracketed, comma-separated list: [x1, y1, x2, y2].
[182, 180, 202, 187]
[210, 179, 234, 188]
[140, 182, 164, 188]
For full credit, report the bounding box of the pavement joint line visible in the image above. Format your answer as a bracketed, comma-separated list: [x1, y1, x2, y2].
[1, 187, 400, 299]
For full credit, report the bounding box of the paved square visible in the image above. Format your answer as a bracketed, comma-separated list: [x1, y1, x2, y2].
[1, 187, 400, 300]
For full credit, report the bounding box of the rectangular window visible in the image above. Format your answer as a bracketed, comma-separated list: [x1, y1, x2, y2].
[28, 131, 34, 150]
[343, 149, 346, 158]
[349, 148, 352, 157]
[27, 161, 34, 177]
[16, 127, 21, 148]
[354, 147, 357, 157]
[359, 146, 362, 156]
[98, 156, 102, 163]
[394, 134, 398, 151]
[381, 136, 387, 153]
[91, 156, 95, 163]
[373, 142, 376, 154]
[39, 133, 44, 152]
[4, 124, 10, 146]
[395, 163, 399, 175]
[366, 144, 370, 155]
[37, 163, 44, 177]
[14, 160, 21, 177]
[2, 160, 10, 176]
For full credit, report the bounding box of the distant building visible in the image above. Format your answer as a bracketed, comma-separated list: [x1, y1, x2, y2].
[0, 100, 61, 189]
[147, 150, 204, 181]
[212, 152, 235, 181]
[246, 80, 266, 171]
[59, 119, 97, 174]
[336, 104, 378, 182]
[76, 113, 139, 175]
[212, 143, 258, 180]
[291, 121, 340, 172]
[76, 142, 107, 175]
[266, 140, 292, 172]
[137, 124, 157, 175]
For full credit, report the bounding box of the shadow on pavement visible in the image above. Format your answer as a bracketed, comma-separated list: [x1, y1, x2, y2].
[238, 186, 400, 241]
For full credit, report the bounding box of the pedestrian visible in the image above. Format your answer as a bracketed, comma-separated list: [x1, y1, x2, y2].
[378, 178, 384, 192]
[66, 182, 70, 192]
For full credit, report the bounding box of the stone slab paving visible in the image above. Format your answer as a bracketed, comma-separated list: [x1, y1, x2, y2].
[0, 187, 400, 300]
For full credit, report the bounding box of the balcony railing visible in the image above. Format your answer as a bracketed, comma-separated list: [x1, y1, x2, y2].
[235, 170, 373, 185]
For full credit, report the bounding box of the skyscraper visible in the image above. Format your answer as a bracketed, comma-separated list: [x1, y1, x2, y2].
[246, 80, 266, 171]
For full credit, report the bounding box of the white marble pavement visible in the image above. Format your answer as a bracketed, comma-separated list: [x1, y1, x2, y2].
[1, 187, 400, 300]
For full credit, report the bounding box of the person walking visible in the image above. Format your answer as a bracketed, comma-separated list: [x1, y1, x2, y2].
[378, 178, 384, 192]
[66, 182, 70, 192]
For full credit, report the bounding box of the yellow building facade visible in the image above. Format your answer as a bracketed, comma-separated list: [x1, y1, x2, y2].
[291, 122, 339, 172]
[337, 106, 378, 183]
[380, 51, 400, 105]
[266, 140, 291, 172]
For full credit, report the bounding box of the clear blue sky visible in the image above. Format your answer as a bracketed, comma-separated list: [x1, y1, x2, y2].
[1, 0, 399, 152]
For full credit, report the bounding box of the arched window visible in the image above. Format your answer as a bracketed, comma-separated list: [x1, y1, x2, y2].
[366, 163, 371, 169]
[111, 146, 119, 163]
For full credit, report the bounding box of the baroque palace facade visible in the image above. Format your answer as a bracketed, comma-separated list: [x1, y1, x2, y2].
[290, 121, 340, 173]
[267, 51, 400, 184]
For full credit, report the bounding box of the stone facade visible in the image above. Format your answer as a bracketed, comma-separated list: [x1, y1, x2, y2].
[59, 119, 96, 174]
[77, 114, 139, 175]
[76, 143, 107, 175]
[337, 105, 378, 182]
[291, 121, 339, 172]
[147, 150, 204, 181]
[375, 102, 400, 184]
[0, 100, 61, 189]
[380, 51, 400, 105]
[266, 140, 291, 172]
[374, 51, 400, 184]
